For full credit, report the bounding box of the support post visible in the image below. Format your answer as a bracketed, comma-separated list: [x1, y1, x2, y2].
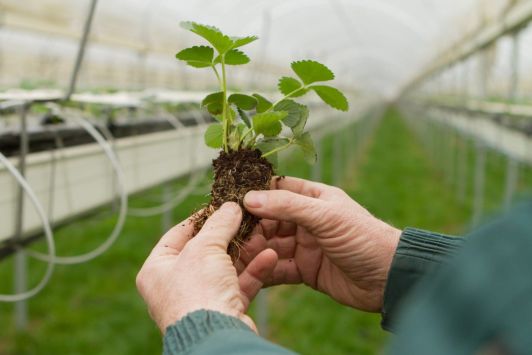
[508, 31, 520, 103]
[456, 136, 468, 204]
[445, 127, 455, 186]
[14, 103, 30, 330]
[501, 31, 521, 211]
[472, 141, 486, 227]
[503, 158, 519, 211]
[65, 0, 98, 100]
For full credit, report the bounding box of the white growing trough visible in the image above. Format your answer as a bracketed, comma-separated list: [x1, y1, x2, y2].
[0, 123, 213, 243]
[0, 95, 372, 244]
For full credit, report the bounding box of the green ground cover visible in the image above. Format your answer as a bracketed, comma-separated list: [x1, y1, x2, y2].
[1, 108, 529, 354]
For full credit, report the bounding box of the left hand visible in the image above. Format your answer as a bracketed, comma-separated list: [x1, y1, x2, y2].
[136, 202, 278, 333]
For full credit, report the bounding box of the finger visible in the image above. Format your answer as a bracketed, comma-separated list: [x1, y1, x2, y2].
[267, 237, 296, 259]
[258, 219, 279, 239]
[235, 234, 268, 275]
[239, 249, 278, 309]
[192, 202, 242, 250]
[239, 234, 268, 267]
[277, 221, 297, 237]
[259, 219, 296, 240]
[152, 216, 195, 255]
[271, 176, 325, 198]
[250, 222, 263, 236]
[240, 314, 258, 334]
[244, 190, 326, 231]
[234, 259, 246, 275]
[264, 259, 302, 286]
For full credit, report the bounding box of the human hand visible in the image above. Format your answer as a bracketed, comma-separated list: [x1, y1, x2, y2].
[136, 202, 278, 333]
[239, 177, 400, 312]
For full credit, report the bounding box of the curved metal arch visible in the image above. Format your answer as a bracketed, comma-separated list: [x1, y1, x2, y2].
[338, 61, 406, 86]
[319, 43, 424, 68]
[348, 72, 402, 96]
[241, 0, 433, 44]
[329, 51, 406, 76]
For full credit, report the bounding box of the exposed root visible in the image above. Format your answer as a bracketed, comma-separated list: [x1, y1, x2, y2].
[192, 149, 274, 261]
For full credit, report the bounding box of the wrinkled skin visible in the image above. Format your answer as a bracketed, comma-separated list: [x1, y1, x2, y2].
[238, 177, 401, 312]
[136, 203, 278, 333]
[137, 177, 401, 333]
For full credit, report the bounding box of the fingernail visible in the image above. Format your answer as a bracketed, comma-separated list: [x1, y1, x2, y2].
[245, 191, 266, 208]
[221, 202, 240, 215]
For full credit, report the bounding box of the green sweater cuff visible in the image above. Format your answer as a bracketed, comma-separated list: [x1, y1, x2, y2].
[163, 310, 253, 354]
[381, 227, 463, 332]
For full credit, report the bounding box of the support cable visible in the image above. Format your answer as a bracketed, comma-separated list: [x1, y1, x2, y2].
[128, 105, 209, 217]
[0, 153, 56, 302]
[25, 114, 128, 264]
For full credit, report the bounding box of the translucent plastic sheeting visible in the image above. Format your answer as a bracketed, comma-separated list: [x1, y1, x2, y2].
[518, 27, 532, 100]
[414, 10, 532, 104]
[1, 0, 484, 98]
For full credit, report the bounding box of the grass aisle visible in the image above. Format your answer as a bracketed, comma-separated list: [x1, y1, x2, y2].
[346, 109, 469, 233]
[0, 108, 471, 354]
[267, 109, 469, 355]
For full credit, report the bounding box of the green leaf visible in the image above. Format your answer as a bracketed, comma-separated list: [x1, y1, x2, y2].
[204, 123, 223, 148]
[214, 49, 250, 65]
[181, 22, 233, 54]
[291, 60, 335, 85]
[228, 122, 241, 150]
[310, 85, 349, 111]
[292, 108, 309, 136]
[175, 46, 213, 68]
[237, 108, 251, 128]
[295, 132, 317, 164]
[228, 93, 257, 110]
[231, 35, 258, 49]
[201, 92, 224, 115]
[253, 111, 288, 137]
[256, 138, 290, 167]
[278, 77, 306, 97]
[239, 122, 254, 147]
[274, 100, 309, 134]
[257, 138, 290, 151]
[252, 94, 273, 113]
[201, 91, 223, 106]
[237, 122, 247, 135]
[228, 106, 237, 123]
[225, 49, 250, 65]
[263, 152, 278, 168]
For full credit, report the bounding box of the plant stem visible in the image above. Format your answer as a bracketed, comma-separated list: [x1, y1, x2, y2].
[266, 86, 308, 113]
[261, 139, 294, 158]
[239, 127, 254, 146]
[212, 66, 222, 87]
[220, 57, 229, 152]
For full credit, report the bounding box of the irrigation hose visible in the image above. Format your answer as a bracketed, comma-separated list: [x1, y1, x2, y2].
[128, 106, 208, 217]
[127, 169, 206, 217]
[0, 153, 56, 302]
[25, 114, 128, 264]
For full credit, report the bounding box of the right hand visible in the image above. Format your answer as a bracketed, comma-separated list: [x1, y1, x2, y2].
[240, 177, 401, 312]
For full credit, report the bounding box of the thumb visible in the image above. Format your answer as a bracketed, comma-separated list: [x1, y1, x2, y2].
[194, 202, 242, 250]
[244, 190, 325, 230]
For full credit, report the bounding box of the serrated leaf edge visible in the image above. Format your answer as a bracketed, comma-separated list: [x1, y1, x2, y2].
[290, 60, 335, 84]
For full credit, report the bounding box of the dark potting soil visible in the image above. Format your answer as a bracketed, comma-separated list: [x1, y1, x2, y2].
[192, 149, 273, 260]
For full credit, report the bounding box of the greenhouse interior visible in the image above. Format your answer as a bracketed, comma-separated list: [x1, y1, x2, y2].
[1, 0, 532, 354]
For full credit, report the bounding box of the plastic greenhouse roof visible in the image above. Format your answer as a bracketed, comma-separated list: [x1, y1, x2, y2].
[1, 0, 484, 98]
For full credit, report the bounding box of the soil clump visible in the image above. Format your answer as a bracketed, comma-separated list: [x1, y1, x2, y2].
[192, 149, 273, 260]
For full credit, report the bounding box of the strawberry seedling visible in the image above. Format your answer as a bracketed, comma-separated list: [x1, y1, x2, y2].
[176, 22, 349, 259]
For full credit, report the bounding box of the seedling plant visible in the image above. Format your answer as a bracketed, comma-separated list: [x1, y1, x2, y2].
[176, 22, 349, 258]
